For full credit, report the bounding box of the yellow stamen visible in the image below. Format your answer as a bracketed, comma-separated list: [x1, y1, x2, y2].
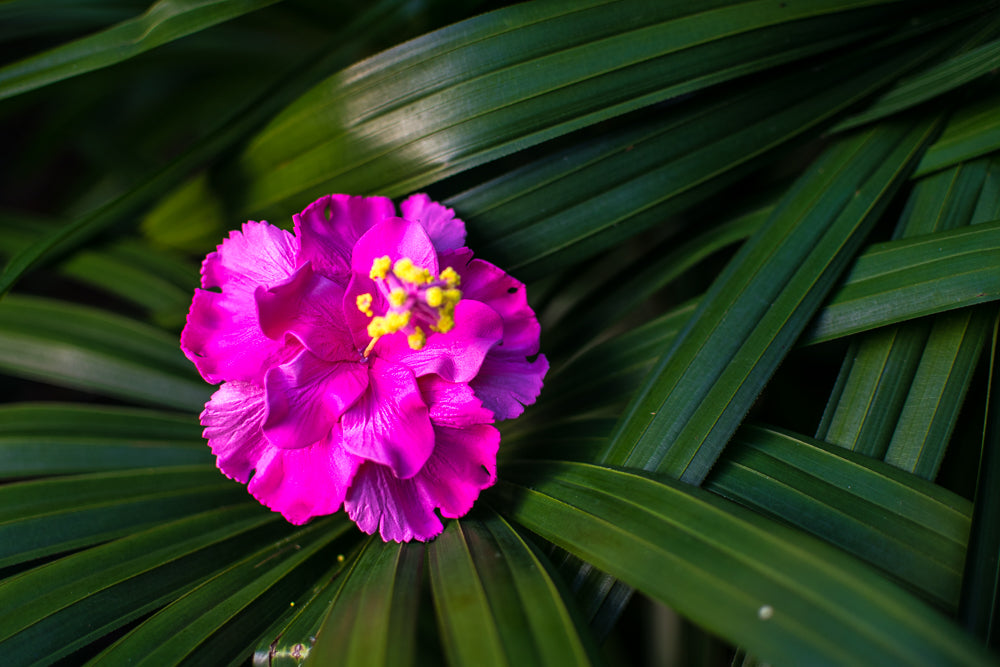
[407, 327, 426, 350]
[440, 266, 460, 287]
[356, 293, 373, 317]
[443, 288, 462, 305]
[367, 317, 388, 339]
[388, 288, 407, 307]
[385, 310, 410, 332]
[425, 286, 443, 308]
[393, 257, 431, 285]
[435, 312, 455, 333]
[370, 256, 391, 280]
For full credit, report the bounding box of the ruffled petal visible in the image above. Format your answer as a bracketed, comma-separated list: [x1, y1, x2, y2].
[350, 216, 439, 283]
[340, 358, 434, 479]
[182, 222, 298, 384]
[344, 420, 499, 542]
[263, 350, 368, 450]
[182, 287, 287, 384]
[296, 194, 396, 284]
[378, 299, 501, 382]
[248, 427, 362, 525]
[256, 264, 357, 362]
[201, 221, 298, 291]
[447, 254, 541, 354]
[470, 351, 549, 420]
[345, 462, 440, 542]
[200, 381, 271, 483]
[418, 422, 499, 519]
[401, 193, 466, 252]
[417, 375, 495, 427]
[342, 270, 390, 352]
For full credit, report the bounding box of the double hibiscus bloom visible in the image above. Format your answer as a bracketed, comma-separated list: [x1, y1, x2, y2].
[182, 194, 547, 542]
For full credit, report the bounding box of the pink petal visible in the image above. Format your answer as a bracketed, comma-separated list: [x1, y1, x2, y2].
[340, 358, 434, 479]
[344, 420, 499, 542]
[400, 193, 466, 252]
[263, 350, 368, 450]
[182, 222, 298, 384]
[417, 375, 495, 427]
[350, 216, 439, 283]
[295, 194, 396, 284]
[345, 462, 441, 542]
[448, 254, 541, 354]
[256, 264, 357, 362]
[200, 381, 271, 483]
[343, 270, 390, 352]
[248, 427, 362, 525]
[470, 351, 549, 420]
[182, 287, 289, 384]
[378, 299, 502, 383]
[417, 422, 499, 519]
[201, 221, 298, 291]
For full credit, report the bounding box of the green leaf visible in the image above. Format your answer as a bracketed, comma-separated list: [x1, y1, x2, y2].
[0, 504, 287, 666]
[807, 219, 1000, 344]
[237, 0, 913, 217]
[959, 309, 1000, 645]
[915, 92, 1000, 177]
[0, 295, 209, 410]
[603, 119, 940, 483]
[0, 0, 282, 101]
[834, 18, 1000, 131]
[91, 517, 353, 666]
[428, 513, 601, 667]
[0, 466, 241, 568]
[705, 425, 972, 610]
[305, 538, 423, 667]
[816, 159, 997, 459]
[494, 461, 995, 667]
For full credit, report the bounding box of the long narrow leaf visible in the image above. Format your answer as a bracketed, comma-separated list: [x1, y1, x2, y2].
[237, 0, 912, 217]
[428, 514, 600, 667]
[0, 0, 282, 101]
[493, 461, 995, 666]
[705, 425, 972, 610]
[603, 119, 939, 482]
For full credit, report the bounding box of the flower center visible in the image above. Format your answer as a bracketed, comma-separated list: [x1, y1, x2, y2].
[357, 255, 462, 357]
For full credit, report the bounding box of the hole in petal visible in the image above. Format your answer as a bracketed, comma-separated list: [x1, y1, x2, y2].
[506, 286, 518, 294]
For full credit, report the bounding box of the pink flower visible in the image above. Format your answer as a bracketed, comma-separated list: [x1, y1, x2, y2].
[181, 194, 548, 542]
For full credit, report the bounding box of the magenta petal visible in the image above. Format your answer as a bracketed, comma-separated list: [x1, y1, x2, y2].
[340, 358, 433, 479]
[400, 193, 466, 253]
[182, 287, 286, 384]
[453, 257, 541, 354]
[201, 381, 270, 483]
[182, 221, 298, 384]
[351, 217, 439, 281]
[263, 351, 368, 450]
[470, 351, 549, 420]
[345, 462, 441, 542]
[417, 375, 494, 427]
[257, 265, 356, 362]
[201, 221, 297, 291]
[379, 299, 502, 383]
[295, 194, 396, 284]
[418, 422, 499, 519]
[248, 428, 362, 525]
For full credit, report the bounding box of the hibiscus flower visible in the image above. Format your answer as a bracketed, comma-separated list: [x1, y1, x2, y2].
[181, 194, 547, 542]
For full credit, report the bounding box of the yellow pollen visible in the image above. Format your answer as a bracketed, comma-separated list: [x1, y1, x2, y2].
[435, 312, 455, 333]
[440, 266, 460, 287]
[370, 256, 391, 280]
[444, 288, 462, 305]
[367, 317, 388, 338]
[389, 288, 407, 307]
[408, 327, 426, 350]
[385, 310, 410, 332]
[393, 257, 431, 285]
[356, 293, 373, 317]
[425, 286, 443, 308]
